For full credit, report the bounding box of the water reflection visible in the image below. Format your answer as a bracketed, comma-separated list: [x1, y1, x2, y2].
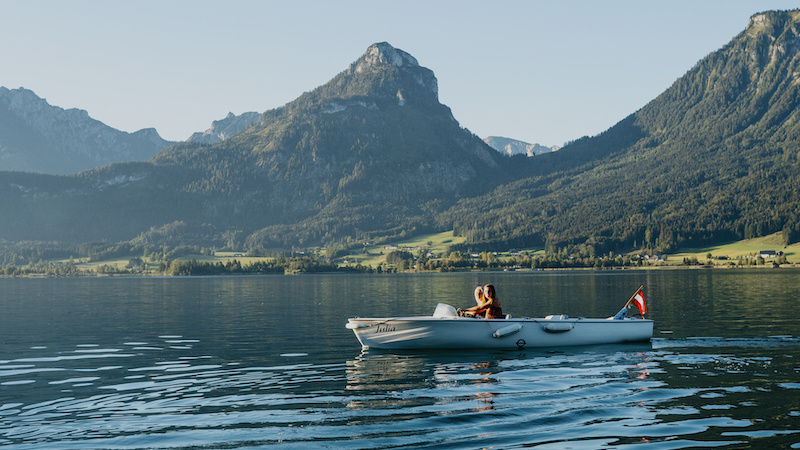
[344, 346, 661, 448]
[0, 338, 351, 448]
[342, 341, 800, 448]
[0, 274, 799, 448]
[0, 335, 798, 448]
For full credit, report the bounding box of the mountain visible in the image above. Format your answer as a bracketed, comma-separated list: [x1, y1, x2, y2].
[3, 9, 800, 257]
[0, 42, 507, 248]
[187, 111, 261, 144]
[0, 87, 174, 175]
[483, 136, 559, 156]
[151, 41, 507, 249]
[440, 10, 800, 254]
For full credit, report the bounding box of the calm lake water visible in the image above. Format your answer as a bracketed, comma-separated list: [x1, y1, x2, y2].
[0, 270, 798, 449]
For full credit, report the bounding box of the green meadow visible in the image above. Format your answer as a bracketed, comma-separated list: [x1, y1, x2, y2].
[57, 230, 799, 274]
[665, 232, 798, 264]
[337, 231, 467, 267]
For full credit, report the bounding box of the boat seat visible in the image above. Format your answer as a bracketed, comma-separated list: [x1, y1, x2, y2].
[433, 303, 459, 318]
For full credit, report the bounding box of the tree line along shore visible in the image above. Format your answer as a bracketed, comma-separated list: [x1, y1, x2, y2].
[1, 231, 796, 277]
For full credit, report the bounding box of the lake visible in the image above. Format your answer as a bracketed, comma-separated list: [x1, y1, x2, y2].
[0, 270, 798, 449]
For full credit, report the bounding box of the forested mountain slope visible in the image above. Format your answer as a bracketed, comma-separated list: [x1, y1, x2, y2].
[439, 10, 800, 255]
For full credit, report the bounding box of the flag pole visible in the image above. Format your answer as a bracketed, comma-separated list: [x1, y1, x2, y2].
[624, 285, 644, 310]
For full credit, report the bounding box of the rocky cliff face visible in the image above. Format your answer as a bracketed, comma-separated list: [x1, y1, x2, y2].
[350, 42, 439, 98]
[187, 111, 261, 144]
[0, 87, 174, 174]
[483, 136, 560, 156]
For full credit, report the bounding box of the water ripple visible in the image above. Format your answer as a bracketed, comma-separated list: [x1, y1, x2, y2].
[0, 338, 797, 448]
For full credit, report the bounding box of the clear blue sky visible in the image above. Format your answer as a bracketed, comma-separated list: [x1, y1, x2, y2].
[1, 1, 797, 146]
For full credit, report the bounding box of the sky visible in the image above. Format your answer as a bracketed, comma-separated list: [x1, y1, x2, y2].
[2, 1, 798, 147]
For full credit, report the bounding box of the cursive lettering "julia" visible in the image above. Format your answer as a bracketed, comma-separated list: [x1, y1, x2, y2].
[375, 325, 396, 333]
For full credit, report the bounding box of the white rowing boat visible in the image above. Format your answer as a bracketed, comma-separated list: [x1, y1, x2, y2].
[346, 303, 653, 350]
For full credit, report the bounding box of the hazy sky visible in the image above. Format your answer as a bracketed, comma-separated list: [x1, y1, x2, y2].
[2, 1, 797, 146]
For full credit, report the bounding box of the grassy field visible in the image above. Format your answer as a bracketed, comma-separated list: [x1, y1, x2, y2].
[337, 230, 467, 267]
[664, 232, 798, 264]
[61, 231, 467, 273]
[54, 230, 798, 274]
[69, 252, 279, 273]
[72, 257, 132, 272]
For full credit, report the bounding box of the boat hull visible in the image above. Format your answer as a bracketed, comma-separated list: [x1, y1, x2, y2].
[346, 316, 653, 350]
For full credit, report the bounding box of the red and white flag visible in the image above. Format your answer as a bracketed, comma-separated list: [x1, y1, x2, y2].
[632, 289, 647, 316]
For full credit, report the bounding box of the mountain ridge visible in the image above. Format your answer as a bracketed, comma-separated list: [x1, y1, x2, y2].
[2, 11, 800, 257]
[439, 9, 800, 254]
[187, 111, 261, 144]
[483, 136, 559, 156]
[0, 87, 174, 174]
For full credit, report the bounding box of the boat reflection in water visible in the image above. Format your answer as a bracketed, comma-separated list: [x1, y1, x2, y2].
[344, 342, 655, 420]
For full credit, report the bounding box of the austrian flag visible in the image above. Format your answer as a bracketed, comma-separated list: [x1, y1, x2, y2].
[632, 289, 647, 316]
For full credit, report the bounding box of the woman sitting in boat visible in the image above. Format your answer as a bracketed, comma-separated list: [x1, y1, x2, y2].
[458, 284, 503, 319]
[458, 286, 485, 318]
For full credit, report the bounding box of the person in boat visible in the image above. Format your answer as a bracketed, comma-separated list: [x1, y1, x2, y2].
[458, 284, 503, 319]
[482, 284, 504, 319]
[458, 286, 486, 317]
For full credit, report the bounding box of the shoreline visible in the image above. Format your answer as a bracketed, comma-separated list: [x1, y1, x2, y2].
[4, 261, 798, 279]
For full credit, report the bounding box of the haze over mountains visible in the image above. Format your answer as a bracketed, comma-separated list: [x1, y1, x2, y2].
[0, 88, 265, 173]
[0, 89, 540, 172]
[2, 10, 800, 257]
[0, 87, 174, 174]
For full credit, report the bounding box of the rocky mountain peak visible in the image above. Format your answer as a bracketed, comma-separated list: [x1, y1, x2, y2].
[348, 42, 438, 98]
[747, 10, 799, 29]
[1, 87, 87, 125]
[483, 136, 560, 157]
[744, 10, 800, 42]
[187, 111, 261, 144]
[354, 42, 419, 72]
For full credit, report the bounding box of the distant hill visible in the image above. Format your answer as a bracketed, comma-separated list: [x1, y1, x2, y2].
[483, 136, 559, 156]
[186, 111, 261, 144]
[0, 87, 174, 174]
